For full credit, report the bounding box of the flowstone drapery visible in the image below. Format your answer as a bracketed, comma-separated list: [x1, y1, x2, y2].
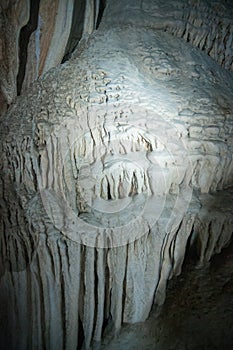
[1, 1, 233, 349]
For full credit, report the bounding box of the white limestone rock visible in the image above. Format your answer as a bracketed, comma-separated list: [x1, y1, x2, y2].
[0, 3, 233, 349]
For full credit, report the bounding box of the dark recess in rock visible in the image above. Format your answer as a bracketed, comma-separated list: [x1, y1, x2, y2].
[16, 0, 40, 95]
[62, 0, 106, 63]
[96, 0, 106, 29]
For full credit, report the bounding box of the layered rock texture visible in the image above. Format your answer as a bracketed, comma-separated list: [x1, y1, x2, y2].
[0, 0, 233, 349]
[0, 0, 102, 115]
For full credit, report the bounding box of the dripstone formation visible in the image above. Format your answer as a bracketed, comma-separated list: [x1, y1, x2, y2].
[0, 1, 233, 349]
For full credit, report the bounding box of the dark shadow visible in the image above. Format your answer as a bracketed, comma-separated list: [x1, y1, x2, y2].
[17, 0, 40, 95]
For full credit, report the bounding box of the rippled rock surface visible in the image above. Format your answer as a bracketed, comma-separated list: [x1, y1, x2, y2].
[0, 1, 233, 349]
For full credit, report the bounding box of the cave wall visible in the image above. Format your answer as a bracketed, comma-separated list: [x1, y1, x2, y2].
[0, 1, 233, 349]
[1, 0, 233, 117]
[0, 0, 103, 115]
[102, 0, 233, 71]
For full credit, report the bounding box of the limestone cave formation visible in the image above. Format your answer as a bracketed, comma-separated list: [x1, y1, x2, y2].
[0, 1, 233, 349]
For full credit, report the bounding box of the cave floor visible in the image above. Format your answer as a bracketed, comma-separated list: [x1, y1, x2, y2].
[100, 240, 233, 350]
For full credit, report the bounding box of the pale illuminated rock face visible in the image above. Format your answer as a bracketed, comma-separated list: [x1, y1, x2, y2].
[0, 1, 233, 349]
[103, 0, 233, 71]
